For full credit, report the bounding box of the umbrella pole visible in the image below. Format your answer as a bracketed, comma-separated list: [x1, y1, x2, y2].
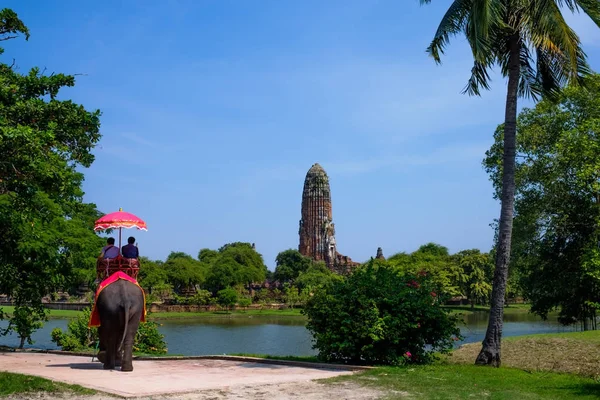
[119, 227, 122, 249]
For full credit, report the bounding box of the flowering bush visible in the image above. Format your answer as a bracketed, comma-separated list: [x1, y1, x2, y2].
[303, 260, 462, 365]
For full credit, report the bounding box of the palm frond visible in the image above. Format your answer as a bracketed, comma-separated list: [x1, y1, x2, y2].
[574, 0, 600, 28]
[535, 47, 569, 100]
[462, 60, 493, 96]
[517, 44, 542, 100]
[522, 0, 581, 76]
[467, 0, 504, 62]
[425, 0, 473, 63]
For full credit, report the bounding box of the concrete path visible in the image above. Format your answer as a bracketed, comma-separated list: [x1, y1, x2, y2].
[0, 352, 356, 398]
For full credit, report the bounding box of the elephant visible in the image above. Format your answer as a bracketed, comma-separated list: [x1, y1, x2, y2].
[94, 278, 145, 371]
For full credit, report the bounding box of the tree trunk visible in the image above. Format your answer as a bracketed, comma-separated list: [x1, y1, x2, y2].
[475, 34, 520, 367]
[19, 336, 25, 349]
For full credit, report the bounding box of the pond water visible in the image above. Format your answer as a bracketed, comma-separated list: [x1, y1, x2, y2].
[0, 310, 579, 356]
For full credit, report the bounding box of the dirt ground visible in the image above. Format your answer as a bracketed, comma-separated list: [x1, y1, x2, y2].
[1, 352, 385, 399]
[5, 381, 385, 400]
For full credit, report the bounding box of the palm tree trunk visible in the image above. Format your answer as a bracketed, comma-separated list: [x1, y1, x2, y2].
[475, 34, 520, 367]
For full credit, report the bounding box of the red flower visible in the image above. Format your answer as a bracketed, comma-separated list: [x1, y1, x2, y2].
[430, 292, 437, 297]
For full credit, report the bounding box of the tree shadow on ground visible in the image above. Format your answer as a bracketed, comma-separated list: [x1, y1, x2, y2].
[568, 382, 600, 398]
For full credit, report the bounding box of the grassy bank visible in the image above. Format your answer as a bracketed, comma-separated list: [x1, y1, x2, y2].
[0, 306, 81, 319]
[450, 330, 600, 378]
[148, 308, 305, 320]
[0, 372, 95, 397]
[1, 303, 532, 320]
[0, 305, 306, 320]
[444, 303, 532, 316]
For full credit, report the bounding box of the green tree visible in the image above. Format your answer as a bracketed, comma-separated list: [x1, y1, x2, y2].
[422, 0, 600, 366]
[273, 249, 314, 284]
[0, 305, 46, 348]
[303, 259, 462, 365]
[282, 285, 302, 308]
[217, 287, 238, 311]
[484, 74, 600, 330]
[198, 248, 218, 263]
[453, 250, 494, 309]
[388, 244, 461, 298]
[294, 261, 342, 291]
[164, 252, 207, 294]
[0, 8, 103, 345]
[137, 257, 167, 294]
[414, 243, 449, 257]
[205, 242, 267, 293]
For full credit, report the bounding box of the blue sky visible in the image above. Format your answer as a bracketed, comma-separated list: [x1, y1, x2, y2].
[5, 1, 600, 268]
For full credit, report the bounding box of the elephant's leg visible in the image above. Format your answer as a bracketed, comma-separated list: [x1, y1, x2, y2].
[102, 322, 118, 370]
[121, 319, 141, 372]
[97, 326, 107, 364]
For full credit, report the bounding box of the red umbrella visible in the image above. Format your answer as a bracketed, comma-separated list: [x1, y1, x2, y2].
[94, 208, 147, 248]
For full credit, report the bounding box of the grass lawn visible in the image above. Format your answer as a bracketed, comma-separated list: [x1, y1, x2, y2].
[1, 305, 306, 320]
[330, 364, 600, 399]
[444, 303, 532, 316]
[0, 371, 95, 397]
[0, 306, 81, 319]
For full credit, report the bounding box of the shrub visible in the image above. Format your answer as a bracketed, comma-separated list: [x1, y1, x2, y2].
[237, 296, 252, 308]
[51, 307, 167, 355]
[133, 321, 167, 355]
[303, 260, 462, 365]
[172, 290, 214, 306]
[217, 288, 238, 310]
[51, 308, 97, 351]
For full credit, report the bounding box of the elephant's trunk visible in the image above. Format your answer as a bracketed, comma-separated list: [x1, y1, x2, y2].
[118, 304, 130, 354]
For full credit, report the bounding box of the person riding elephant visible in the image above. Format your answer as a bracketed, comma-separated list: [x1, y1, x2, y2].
[95, 277, 145, 371]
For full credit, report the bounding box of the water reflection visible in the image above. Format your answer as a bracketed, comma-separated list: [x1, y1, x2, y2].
[458, 310, 578, 345]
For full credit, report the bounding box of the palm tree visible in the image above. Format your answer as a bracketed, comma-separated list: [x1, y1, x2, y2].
[420, 0, 600, 367]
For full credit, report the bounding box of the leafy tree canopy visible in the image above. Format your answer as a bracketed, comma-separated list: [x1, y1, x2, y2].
[204, 242, 267, 292]
[0, 8, 104, 345]
[273, 249, 316, 284]
[484, 74, 600, 329]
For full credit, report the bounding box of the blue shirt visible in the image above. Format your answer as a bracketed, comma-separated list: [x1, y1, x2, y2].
[122, 244, 139, 259]
[102, 245, 119, 259]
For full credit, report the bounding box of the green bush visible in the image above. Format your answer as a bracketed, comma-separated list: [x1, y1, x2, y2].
[51, 308, 97, 351]
[237, 296, 252, 308]
[51, 307, 167, 355]
[173, 290, 214, 306]
[217, 287, 238, 310]
[303, 260, 463, 365]
[134, 321, 167, 355]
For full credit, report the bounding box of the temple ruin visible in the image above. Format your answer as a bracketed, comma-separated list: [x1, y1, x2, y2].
[298, 163, 359, 274]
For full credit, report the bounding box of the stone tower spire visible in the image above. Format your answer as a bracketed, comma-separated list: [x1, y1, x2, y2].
[298, 163, 337, 268]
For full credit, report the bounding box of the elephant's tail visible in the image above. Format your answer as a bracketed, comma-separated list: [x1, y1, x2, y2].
[118, 304, 130, 354]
